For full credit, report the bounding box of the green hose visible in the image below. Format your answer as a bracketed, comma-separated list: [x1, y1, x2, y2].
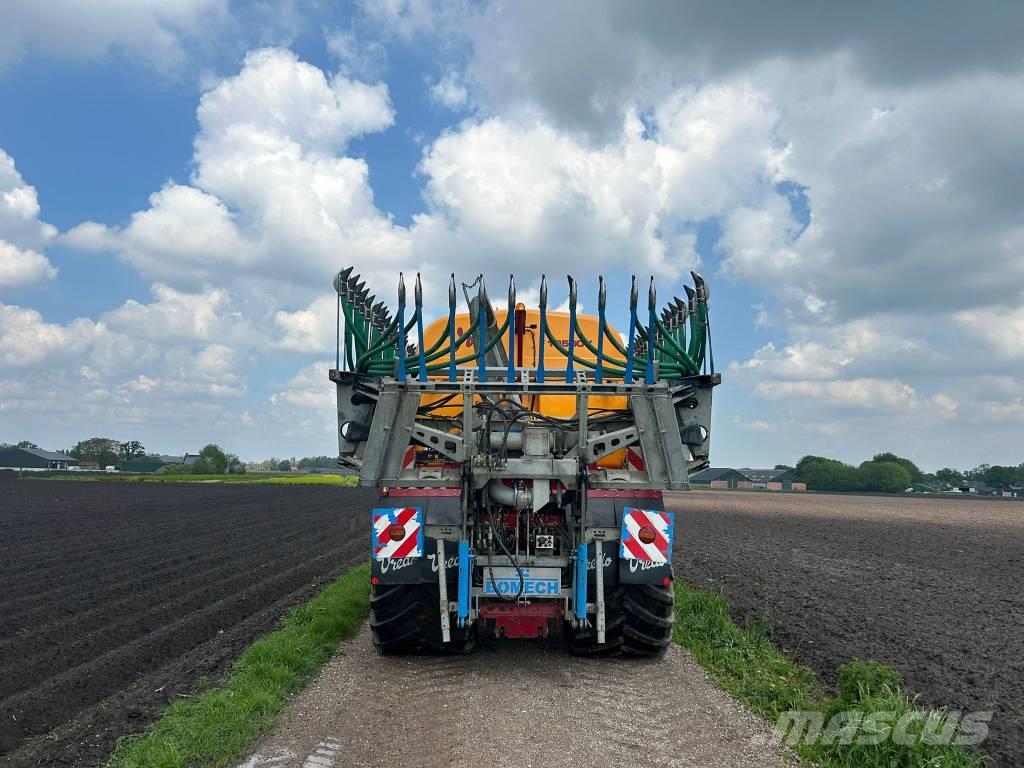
[364, 310, 512, 375]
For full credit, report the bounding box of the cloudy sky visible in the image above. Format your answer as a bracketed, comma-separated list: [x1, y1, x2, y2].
[1, 1, 1022, 469]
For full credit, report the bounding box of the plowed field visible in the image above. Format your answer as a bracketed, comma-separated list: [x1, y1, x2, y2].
[667, 490, 1024, 767]
[0, 478, 373, 767]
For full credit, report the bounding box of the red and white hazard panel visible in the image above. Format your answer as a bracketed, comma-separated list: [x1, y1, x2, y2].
[619, 507, 674, 563]
[372, 507, 423, 560]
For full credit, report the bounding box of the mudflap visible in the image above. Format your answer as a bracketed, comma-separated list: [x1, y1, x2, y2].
[618, 557, 673, 584]
[587, 493, 675, 586]
[584, 541, 619, 589]
[371, 536, 460, 586]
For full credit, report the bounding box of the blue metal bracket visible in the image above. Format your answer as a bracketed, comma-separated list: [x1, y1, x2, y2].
[575, 542, 588, 621]
[457, 540, 472, 626]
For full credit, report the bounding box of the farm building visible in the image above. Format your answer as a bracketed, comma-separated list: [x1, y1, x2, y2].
[120, 454, 197, 473]
[0, 447, 79, 471]
[120, 455, 175, 473]
[688, 467, 751, 489]
[689, 467, 807, 491]
[959, 480, 998, 495]
[739, 468, 807, 491]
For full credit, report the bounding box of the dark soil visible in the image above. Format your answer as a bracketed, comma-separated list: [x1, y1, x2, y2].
[0, 478, 374, 767]
[668, 490, 1024, 768]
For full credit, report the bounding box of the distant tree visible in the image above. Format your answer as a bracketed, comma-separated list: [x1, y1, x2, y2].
[871, 452, 923, 483]
[278, 459, 292, 472]
[774, 464, 795, 472]
[981, 465, 1023, 488]
[935, 467, 964, 487]
[858, 461, 913, 493]
[794, 455, 859, 491]
[69, 437, 121, 468]
[964, 464, 990, 480]
[119, 440, 146, 461]
[192, 444, 228, 475]
[298, 455, 336, 469]
[226, 453, 244, 474]
[16, 440, 39, 449]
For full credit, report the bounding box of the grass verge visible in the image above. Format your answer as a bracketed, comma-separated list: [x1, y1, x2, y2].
[674, 583, 988, 767]
[109, 563, 370, 768]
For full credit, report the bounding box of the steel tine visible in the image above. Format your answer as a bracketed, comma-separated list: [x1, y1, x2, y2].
[448, 273, 457, 382]
[416, 273, 426, 381]
[333, 267, 351, 295]
[476, 275, 487, 381]
[566, 275, 577, 383]
[507, 274, 516, 383]
[595, 275, 606, 383]
[625, 275, 638, 384]
[537, 275, 548, 383]
[396, 273, 407, 379]
[646, 277, 656, 384]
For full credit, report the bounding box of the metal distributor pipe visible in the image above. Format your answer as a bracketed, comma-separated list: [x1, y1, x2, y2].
[486, 479, 531, 510]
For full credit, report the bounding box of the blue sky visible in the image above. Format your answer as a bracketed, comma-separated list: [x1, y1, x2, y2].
[2, 2, 1022, 470]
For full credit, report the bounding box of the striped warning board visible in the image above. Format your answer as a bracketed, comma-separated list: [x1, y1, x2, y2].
[619, 507, 673, 563]
[372, 507, 423, 560]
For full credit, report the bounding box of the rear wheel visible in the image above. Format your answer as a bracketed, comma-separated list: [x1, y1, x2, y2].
[561, 585, 622, 659]
[370, 583, 475, 655]
[621, 583, 674, 657]
[565, 583, 674, 657]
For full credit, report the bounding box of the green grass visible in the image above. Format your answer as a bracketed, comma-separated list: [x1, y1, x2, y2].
[674, 583, 989, 767]
[28, 472, 359, 486]
[108, 564, 370, 768]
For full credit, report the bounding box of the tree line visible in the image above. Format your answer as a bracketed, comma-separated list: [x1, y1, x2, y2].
[247, 456, 338, 472]
[789, 453, 1024, 493]
[2, 438, 243, 475]
[0, 438, 147, 467]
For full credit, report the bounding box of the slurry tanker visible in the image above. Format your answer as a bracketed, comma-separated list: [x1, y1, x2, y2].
[330, 268, 718, 656]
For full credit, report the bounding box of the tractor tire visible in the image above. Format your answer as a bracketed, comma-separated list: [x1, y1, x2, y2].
[565, 586, 625, 655]
[565, 583, 675, 658]
[621, 583, 675, 657]
[369, 583, 475, 655]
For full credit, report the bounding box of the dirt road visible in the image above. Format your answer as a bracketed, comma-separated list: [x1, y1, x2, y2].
[238, 624, 789, 768]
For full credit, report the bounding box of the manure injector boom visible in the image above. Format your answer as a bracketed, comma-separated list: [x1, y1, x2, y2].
[330, 269, 719, 655]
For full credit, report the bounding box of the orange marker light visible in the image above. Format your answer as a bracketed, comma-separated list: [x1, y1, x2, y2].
[638, 525, 657, 545]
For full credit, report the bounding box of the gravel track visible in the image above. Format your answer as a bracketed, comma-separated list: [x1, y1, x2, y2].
[238, 624, 790, 768]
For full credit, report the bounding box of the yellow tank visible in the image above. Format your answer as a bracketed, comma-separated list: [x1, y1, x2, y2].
[419, 308, 630, 468]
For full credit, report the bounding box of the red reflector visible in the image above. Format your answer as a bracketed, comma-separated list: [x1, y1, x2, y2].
[370, 576, 379, 585]
[638, 525, 657, 544]
[662, 577, 671, 586]
[387, 523, 406, 542]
